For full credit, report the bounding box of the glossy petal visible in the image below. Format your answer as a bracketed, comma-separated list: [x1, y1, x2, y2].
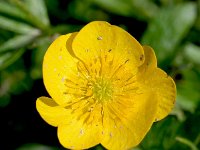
[149, 68, 176, 121]
[43, 33, 79, 105]
[57, 115, 102, 149]
[138, 46, 176, 121]
[101, 92, 158, 150]
[36, 97, 71, 127]
[141, 46, 157, 70]
[72, 21, 144, 76]
[36, 21, 176, 150]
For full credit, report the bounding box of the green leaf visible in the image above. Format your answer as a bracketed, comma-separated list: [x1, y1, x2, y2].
[23, 0, 50, 26]
[0, 93, 11, 108]
[195, 0, 200, 29]
[94, 145, 105, 150]
[130, 147, 142, 150]
[51, 24, 82, 34]
[171, 104, 186, 122]
[176, 68, 200, 113]
[176, 137, 198, 150]
[10, 0, 49, 31]
[93, 0, 158, 21]
[130, 0, 159, 20]
[0, 1, 49, 29]
[141, 117, 181, 149]
[68, 0, 109, 22]
[93, 0, 133, 16]
[0, 31, 40, 53]
[16, 143, 59, 150]
[0, 56, 34, 95]
[0, 48, 25, 70]
[0, 16, 38, 34]
[183, 43, 200, 65]
[0, 1, 28, 20]
[141, 2, 197, 64]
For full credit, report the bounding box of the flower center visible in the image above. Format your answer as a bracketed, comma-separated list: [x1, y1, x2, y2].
[92, 78, 113, 102]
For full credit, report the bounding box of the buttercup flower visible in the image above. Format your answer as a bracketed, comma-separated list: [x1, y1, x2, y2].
[36, 21, 176, 150]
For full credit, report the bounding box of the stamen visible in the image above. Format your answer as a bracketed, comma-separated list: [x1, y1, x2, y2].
[125, 59, 129, 64]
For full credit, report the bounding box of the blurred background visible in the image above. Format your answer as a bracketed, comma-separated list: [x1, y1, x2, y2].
[0, 0, 200, 149]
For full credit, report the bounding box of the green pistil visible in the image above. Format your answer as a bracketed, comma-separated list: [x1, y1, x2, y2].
[93, 78, 113, 102]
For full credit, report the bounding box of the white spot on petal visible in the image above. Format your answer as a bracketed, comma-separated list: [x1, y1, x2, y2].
[59, 55, 62, 60]
[61, 76, 66, 82]
[97, 36, 103, 40]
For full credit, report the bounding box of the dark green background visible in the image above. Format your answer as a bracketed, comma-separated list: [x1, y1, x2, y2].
[0, 0, 200, 149]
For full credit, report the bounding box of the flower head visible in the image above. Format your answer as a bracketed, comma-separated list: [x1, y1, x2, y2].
[36, 21, 176, 150]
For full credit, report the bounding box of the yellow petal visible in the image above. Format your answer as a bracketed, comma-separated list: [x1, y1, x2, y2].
[141, 46, 157, 70]
[72, 21, 144, 76]
[101, 92, 158, 150]
[148, 68, 176, 121]
[111, 25, 145, 66]
[36, 97, 71, 127]
[43, 33, 79, 105]
[57, 118, 102, 149]
[138, 46, 176, 121]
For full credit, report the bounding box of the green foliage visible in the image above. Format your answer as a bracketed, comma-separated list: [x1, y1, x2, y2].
[16, 143, 60, 150]
[0, 0, 200, 149]
[184, 43, 200, 65]
[141, 2, 197, 65]
[93, 0, 159, 21]
[0, 15, 37, 34]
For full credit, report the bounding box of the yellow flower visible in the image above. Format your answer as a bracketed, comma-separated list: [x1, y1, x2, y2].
[36, 21, 176, 150]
